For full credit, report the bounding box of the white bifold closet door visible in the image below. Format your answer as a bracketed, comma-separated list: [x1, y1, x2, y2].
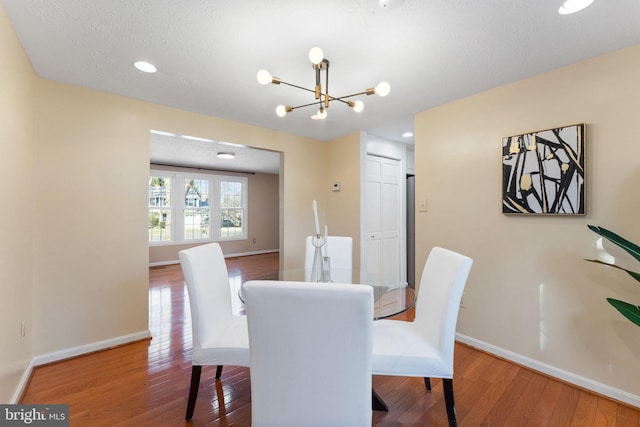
[365, 154, 401, 287]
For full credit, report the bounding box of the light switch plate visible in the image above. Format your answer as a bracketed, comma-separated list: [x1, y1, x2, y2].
[418, 199, 427, 212]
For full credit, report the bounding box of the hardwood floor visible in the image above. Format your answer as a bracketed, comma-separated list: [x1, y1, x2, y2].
[21, 252, 639, 426]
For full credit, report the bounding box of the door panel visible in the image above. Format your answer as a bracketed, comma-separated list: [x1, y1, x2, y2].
[366, 181, 381, 233]
[365, 154, 401, 287]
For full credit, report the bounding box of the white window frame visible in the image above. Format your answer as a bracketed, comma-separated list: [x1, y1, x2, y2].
[213, 175, 248, 241]
[179, 173, 212, 243]
[148, 169, 248, 246]
[148, 172, 174, 244]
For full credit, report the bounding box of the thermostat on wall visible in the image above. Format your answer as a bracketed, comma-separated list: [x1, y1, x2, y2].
[332, 182, 341, 192]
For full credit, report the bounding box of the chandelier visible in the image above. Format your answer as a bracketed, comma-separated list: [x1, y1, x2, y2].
[257, 47, 390, 120]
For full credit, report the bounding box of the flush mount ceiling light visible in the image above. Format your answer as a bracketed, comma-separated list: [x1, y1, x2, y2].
[217, 152, 235, 159]
[257, 47, 390, 120]
[558, 0, 594, 14]
[133, 60, 157, 73]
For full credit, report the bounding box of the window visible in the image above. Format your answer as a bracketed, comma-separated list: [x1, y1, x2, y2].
[218, 178, 246, 239]
[148, 170, 247, 244]
[183, 178, 210, 240]
[148, 175, 172, 242]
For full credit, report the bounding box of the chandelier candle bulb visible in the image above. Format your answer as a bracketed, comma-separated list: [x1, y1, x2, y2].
[349, 100, 364, 112]
[256, 69, 272, 85]
[276, 105, 292, 117]
[309, 47, 324, 64]
[375, 81, 391, 96]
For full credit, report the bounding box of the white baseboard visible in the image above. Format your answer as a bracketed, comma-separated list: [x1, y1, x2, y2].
[149, 260, 180, 267]
[149, 249, 279, 267]
[225, 249, 280, 258]
[10, 359, 34, 404]
[32, 330, 152, 367]
[12, 330, 151, 404]
[456, 333, 640, 408]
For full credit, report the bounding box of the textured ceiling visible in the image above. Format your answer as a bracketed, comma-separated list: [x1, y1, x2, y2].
[149, 131, 281, 174]
[2, 0, 640, 171]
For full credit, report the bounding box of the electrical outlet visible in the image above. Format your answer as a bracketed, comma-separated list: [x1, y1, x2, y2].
[252, 238, 257, 243]
[21, 321, 26, 339]
[460, 292, 466, 309]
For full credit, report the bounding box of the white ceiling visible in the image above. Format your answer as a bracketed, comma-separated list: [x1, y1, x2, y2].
[149, 131, 281, 174]
[2, 0, 639, 172]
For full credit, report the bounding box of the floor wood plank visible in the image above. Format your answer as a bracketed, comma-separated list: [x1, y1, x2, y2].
[20, 253, 639, 426]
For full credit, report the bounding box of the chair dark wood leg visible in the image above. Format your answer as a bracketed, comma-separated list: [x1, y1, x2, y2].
[215, 365, 223, 379]
[185, 365, 202, 421]
[372, 389, 389, 412]
[443, 378, 457, 427]
[424, 377, 432, 391]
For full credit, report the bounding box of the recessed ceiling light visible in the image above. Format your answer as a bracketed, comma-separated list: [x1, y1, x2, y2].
[133, 61, 157, 73]
[402, 132, 414, 138]
[217, 152, 235, 159]
[558, 0, 594, 15]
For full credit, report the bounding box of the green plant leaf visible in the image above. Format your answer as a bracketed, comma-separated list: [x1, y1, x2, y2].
[588, 225, 640, 263]
[607, 298, 640, 327]
[587, 225, 640, 328]
[585, 259, 640, 284]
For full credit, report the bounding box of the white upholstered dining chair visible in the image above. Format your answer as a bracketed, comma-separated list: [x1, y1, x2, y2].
[304, 235, 353, 283]
[178, 242, 250, 421]
[371, 246, 473, 427]
[243, 280, 373, 427]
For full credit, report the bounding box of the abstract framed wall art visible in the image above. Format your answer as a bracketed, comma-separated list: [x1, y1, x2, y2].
[502, 124, 585, 215]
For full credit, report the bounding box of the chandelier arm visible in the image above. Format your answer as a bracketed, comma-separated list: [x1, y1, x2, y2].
[288, 100, 324, 110]
[280, 91, 370, 111]
[325, 96, 352, 106]
[315, 68, 321, 100]
[324, 64, 329, 108]
[333, 90, 370, 100]
[278, 81, 317, 95]
[291, 95, 353, 109]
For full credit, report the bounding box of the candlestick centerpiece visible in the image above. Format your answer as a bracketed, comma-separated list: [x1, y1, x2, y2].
[310, 200, 332, 282]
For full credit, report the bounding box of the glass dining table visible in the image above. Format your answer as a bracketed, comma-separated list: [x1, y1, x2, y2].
[231, 268, 417, 412]
[234, 269, 416, 320]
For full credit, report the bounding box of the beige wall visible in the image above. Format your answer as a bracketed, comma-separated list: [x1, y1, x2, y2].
[415, 44, 640, 400]
[148, 167, 280, 264]
[279, 134, 328, 270]
[326, 132, 362, 273]
[0, 7, 35, 402]
[29, 79, 326, 358]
